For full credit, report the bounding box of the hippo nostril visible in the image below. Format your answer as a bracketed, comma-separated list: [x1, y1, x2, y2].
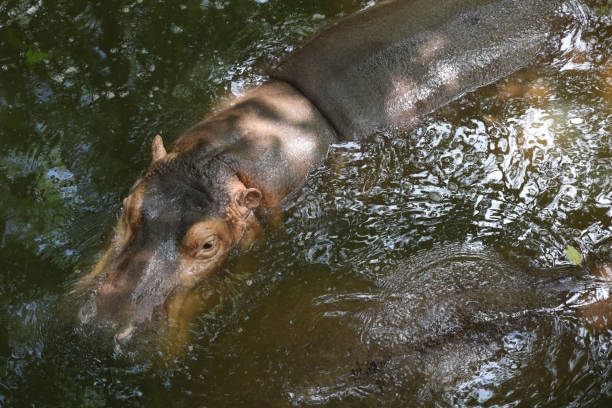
[116, 323, 136, 343]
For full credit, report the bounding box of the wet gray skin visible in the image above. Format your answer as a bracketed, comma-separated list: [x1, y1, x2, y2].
[74, 0, 587, 348]
[273, 0, 583, 138]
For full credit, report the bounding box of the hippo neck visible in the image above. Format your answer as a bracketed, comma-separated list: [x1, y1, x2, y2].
[173, 81, 337, 206]
[272, 0, 575, 139]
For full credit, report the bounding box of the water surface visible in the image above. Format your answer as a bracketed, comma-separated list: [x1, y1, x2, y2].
[0, 0, 611, 406]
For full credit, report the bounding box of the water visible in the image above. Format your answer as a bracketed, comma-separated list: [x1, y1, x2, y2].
[0, 0, 611, 406]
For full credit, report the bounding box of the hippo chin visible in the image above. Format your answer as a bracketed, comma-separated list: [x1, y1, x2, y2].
[73, 0, 585, 350]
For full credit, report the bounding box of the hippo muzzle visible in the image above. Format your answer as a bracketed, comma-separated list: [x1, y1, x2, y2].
[91, 241, 180, 338]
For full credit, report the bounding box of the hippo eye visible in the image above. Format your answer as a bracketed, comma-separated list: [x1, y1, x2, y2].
[195, 238, 217, 258]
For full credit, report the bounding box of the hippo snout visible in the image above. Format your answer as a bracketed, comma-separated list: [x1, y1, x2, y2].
[75, 294, 157, 351]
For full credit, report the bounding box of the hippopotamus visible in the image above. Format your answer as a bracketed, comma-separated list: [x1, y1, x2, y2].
[73, 0, 586, 347]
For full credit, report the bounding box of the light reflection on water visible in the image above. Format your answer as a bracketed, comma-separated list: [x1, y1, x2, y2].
[0, 0, 611, 407]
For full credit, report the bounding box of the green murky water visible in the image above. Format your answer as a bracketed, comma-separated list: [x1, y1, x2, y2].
[1, 0, 611, 406]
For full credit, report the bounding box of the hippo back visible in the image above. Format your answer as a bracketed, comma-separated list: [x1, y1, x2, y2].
[272, 0, 578, 139]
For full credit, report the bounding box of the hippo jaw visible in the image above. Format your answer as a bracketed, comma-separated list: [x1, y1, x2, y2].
[75, 137, 262, 349]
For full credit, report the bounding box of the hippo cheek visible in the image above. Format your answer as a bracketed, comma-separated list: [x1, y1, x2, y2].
[177, 255, 228, 289]
[163, 283, 220, 354]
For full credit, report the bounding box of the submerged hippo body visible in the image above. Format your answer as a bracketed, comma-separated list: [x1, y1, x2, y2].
[75, 0, 584, 346]
[236, 244, 611, 406]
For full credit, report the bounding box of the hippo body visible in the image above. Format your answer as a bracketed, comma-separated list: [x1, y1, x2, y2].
[169, 0, 575, 205]
[273, 0, 568, 139]
[242, 244, 611, 406]
[76, 0, 585, 346]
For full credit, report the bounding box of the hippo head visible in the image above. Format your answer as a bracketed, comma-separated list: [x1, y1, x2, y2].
[74, 136, 262, 351]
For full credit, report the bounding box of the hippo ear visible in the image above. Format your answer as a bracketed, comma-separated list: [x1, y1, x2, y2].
[238, 188, 262, 211]
[151, 135, 167, 164]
